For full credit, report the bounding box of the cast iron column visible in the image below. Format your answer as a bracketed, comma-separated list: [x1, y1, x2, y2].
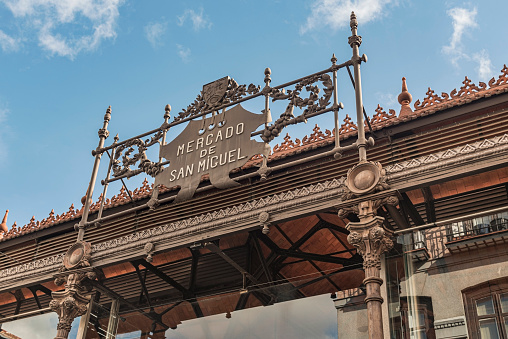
[344, 200, 394, 339]
[339, 11, 395, 339]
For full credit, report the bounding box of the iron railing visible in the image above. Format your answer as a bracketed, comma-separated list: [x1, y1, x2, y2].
[445, 211, 508, 242]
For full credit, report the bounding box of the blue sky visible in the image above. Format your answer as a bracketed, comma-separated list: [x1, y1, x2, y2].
[1, 0, 507, 337]
[1, 0, 507, 228]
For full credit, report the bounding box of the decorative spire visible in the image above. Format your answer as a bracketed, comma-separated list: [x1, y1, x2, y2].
[0, 210, 8, 233]
[398, 77, 413, 117]
[164, 104, 171, 120]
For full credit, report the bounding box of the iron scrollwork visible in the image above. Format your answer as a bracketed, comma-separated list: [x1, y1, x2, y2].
[261, 73, 334, 143]
[174, 77, 261, 123]
[112, 130, 164, 178]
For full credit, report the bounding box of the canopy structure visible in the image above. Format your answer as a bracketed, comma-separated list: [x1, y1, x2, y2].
[1, 12, 508, 339]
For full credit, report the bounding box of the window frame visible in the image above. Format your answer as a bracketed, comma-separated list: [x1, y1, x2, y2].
[463, 278, 508, 339]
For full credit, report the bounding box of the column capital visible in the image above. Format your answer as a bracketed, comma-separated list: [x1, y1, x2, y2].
[347, 216, 393, 271]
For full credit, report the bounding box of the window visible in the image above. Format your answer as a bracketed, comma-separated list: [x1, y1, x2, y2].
[463, 278, 508, 339]
[392, 296, 436, 339]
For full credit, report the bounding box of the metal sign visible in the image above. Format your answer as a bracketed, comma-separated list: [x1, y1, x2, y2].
[155, 104, 266, 202]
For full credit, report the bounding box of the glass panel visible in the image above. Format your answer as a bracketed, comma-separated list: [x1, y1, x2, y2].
[413, 329, 428, 339]
[479, 318, 500, 339]
[501, 293, 508, 313]
[504, 317, 508, 338]
[477, 296, 496, 316]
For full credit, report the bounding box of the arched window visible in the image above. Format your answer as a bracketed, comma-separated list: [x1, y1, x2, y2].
[462, 278, 508, 339]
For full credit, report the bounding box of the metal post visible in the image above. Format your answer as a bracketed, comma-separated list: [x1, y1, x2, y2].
[263, 67, 272, 127]
[260, 67, 272, 175]
[97, 142, 118, 221]
[331, 54, 341, 150]
[77, 106, 111, 241]
[76, 301, 94, 339]
[159, 105, 171, 163]
[106, 299, 120, 339]
[349, 12, 367, 162]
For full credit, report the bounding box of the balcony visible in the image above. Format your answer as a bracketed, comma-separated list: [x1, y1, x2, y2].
[402, 231, 430, 262]
[445, 211, 508, 253]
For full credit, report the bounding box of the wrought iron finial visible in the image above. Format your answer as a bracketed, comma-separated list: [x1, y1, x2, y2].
[331, 53, 337, 65]
[264, 68, 271, 86]
[104, 105, 111, 122]
[113, 133, 119, 143]
[348, 12, 362, 48]
[164, 104, 171, 119]
[398, 77, 413, 117]
[98, 106, 111, 139]
[350, 11, 358, 29]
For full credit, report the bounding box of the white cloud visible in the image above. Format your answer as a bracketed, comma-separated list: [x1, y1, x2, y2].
[442, 7, 478, 66]
[177, 7, 212, 31]
[473, 49, 494, 80]
[145, 21, 167, 49]
[0, 30, 20, 52]
[375, 92, 397, 109]
[300, 0, 394, 34]
[0, 0, 123, 59]
[176, 44, 191, 62]
[2, 312, 62, 339]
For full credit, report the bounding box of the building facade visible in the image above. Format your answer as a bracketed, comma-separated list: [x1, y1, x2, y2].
[1, 13, 508, 339]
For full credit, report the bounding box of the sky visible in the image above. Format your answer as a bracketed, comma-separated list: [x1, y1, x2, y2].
[1, 0, 507, 229]
[0, 0, 507, 336]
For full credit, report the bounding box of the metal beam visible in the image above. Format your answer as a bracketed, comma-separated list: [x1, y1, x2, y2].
[252, 233, 272, 282]
[27, 286, 42, 311]
[205, 242, 276, 302]
[13, 290, 24, 315]
[135, 259, 189, 297]
[188, 250, 199, 293]
[134, 259, 203, 318]
[274, 223, 342, 291]
[88, 280, 169, 331]
[235, 293, 250, 311]
[401, 192, 426, 226]
[421, 187, 436, 223]
[256, 229, 362, 266]
[277, 248, 362, 266]
[131, 262, 153, 311]
[293, 264, 362, 291]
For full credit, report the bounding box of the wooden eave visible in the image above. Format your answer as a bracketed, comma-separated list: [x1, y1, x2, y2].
[1, 87, 508, 330]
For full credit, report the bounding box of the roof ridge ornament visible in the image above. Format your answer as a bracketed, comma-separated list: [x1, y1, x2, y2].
[398, 77, 413, 117]
[414, 65, 508, 111]
[0, 210, 8, 234]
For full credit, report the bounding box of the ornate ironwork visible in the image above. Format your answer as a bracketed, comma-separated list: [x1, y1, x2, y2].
[111, 130, 164, 178]
[261, 73, 334, 143]
[174, 77, 261, 122]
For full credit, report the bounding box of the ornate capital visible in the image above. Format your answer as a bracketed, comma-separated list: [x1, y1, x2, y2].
[347, 217, 393, 271]
[51, 241, 96, 338]
[50, 272, 93, 339]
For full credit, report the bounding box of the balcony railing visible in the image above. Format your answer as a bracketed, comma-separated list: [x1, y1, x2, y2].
[444, 210, 508, 254]
[445, 212, 508, 242]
